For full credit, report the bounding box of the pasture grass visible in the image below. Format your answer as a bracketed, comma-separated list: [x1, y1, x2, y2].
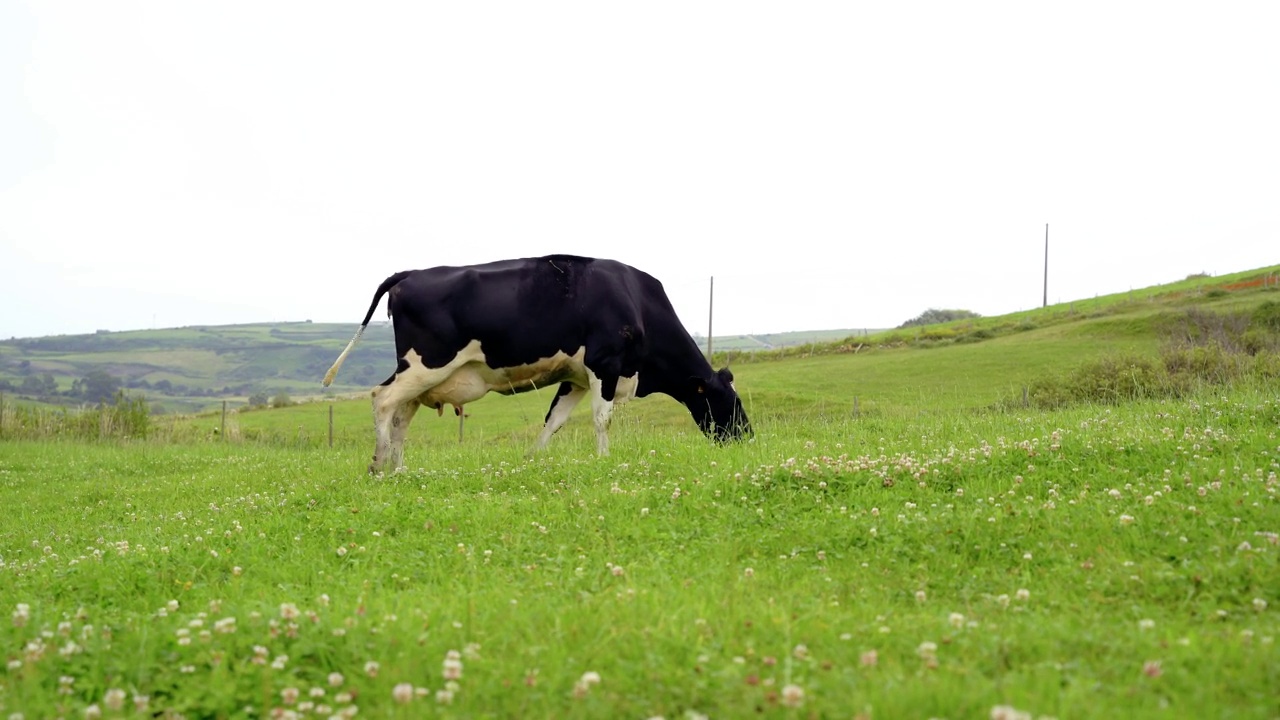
[2, 385, 1278, 718]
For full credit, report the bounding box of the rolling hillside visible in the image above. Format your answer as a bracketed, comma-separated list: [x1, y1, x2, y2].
[0, 318, 873, 414]
[0, 265, 1276, 416]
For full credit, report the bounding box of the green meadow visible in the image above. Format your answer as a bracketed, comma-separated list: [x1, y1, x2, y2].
[1, 271, 1278, 719]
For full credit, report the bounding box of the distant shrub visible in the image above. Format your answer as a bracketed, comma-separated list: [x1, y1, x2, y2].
[1037, 353, 1181, 408]
[917, 326, 959, 341]
[899, 309, 982, 329]
[247, 392, 269, 407]
[1251, 300, 1280, 332]
[1018, 339, 1273, 411]
[270, 392, 294, 408]
[1185, 272, 1210, 280]
[1160, 343, 1249, 384]
[956, 328, 995, 344]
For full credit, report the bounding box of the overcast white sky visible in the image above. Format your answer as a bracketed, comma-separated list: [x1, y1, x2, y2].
[2, 2, 1277, 341]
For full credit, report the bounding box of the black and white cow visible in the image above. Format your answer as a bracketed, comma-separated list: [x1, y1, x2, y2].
[323, 254, 751, 473]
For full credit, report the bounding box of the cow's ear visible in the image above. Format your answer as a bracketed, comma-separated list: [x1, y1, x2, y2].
[717, 367, 735, 384]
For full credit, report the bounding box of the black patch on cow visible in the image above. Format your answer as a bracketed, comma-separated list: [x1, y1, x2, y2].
[352, 254, 752, 443]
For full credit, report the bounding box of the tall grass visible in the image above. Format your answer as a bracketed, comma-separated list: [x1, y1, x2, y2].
[0, 391, 152, 441]
[1014, 305, 1280, 410]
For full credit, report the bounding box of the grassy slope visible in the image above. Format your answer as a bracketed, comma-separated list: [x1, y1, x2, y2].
[220, 279, 1271, 453]
[2, 265, 1276, 414]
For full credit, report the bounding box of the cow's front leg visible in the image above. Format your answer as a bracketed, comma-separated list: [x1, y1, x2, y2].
[588, 373, 620, 456]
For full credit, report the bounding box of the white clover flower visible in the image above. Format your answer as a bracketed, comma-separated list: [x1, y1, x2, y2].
[1015, 588, 1031, 601]
[328, 672, 344, 687]
[442, 656, 463, 680]
[780, 684, 805, 708]
[392, 683, 413, 704]
[949, 612, 965, 628]
[103, 688, 125, 711]
[1254, 598, 1268, 612]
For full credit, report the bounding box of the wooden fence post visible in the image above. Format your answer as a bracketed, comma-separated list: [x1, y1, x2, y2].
[328, 404, 334, 448]
[221, 400, 227, 441]
[1022, 387, 1029, 408]
[853, 396, 860, 418]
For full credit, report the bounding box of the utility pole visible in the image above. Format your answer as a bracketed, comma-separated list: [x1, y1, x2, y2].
[1042, 224, 1049, 308]
[707, 276, 714, 360]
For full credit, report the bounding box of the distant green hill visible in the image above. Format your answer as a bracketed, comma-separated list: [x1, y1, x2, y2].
[0, 321, 402, 414]
[3, 264, 1276, 415]
[0, 318, 875, 414]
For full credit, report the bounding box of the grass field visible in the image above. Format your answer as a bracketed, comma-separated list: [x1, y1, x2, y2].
[3, 389, 1279, 717]
[2, 270, 1279, 718]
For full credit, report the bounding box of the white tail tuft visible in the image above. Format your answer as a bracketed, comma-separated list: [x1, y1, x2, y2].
[322, 326, 366, 387]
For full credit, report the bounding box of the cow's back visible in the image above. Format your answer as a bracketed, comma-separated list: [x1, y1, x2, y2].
[387, 255, 653, 370]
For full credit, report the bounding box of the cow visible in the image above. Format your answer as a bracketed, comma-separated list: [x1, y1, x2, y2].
[322, 254, 752, 473]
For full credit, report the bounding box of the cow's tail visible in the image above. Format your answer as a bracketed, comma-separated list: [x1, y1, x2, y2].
[322, 271, 415, 387]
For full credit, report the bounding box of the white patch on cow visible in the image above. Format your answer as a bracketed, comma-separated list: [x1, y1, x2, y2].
[417, 346, 589, 409]
[370, 342, 485, 473]
[533, 385, 589, 452]
[371, 343, 638, 472]
[586, 369, 639, 456]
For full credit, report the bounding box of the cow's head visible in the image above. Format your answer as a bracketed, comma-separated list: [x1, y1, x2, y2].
[689, 367, 752, 443]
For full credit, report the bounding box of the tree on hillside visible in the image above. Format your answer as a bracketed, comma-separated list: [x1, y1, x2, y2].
[81, 370, 123, 404]
[898, 308, 982, 329]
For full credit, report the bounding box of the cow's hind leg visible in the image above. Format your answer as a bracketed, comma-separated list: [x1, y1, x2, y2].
[385, 401, 420, 471]
[531, 382, 588, 454]
[370, 376, 428, 474]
